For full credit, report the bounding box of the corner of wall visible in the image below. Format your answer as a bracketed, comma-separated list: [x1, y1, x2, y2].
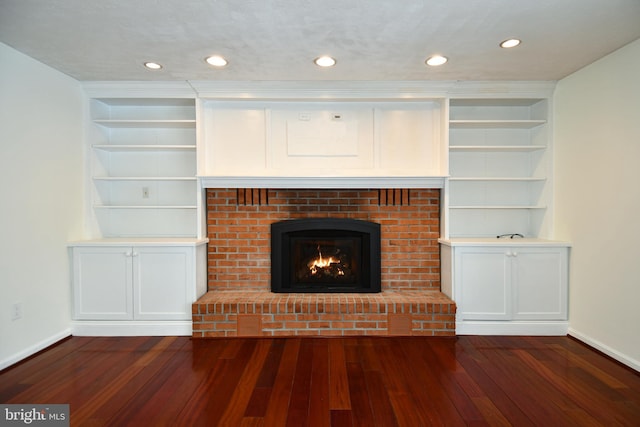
[0, 43, 84, 368]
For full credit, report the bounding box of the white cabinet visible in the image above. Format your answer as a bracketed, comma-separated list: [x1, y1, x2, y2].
[443, 92, 568, 335]
[440, 240, 569, 335]
[134, 247, 193, 320]
[456, 247, 511, 320]
[74, 87, 208, 336]
[511, 249, 568, 320]
[72, 246, 133, 320]
[71, 242, 208, 323]
[447, 98, 552, 238]
[88, 98, 198, 238]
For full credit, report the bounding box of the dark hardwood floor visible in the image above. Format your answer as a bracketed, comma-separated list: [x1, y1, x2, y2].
[1, 335, 639, 426]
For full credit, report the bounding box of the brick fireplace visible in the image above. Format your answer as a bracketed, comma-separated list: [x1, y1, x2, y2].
[192, 188, 456, 337]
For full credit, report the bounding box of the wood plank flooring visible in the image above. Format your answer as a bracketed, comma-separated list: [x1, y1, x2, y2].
[1, 336, 639, 426]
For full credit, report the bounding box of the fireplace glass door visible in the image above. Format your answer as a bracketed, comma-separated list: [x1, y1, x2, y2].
[293, 233, 360, 286]
[271, 218, 381, 293]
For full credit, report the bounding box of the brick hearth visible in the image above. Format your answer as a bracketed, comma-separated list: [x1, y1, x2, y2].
[192, 188, 456, 337]
[193, 290, 455, 337]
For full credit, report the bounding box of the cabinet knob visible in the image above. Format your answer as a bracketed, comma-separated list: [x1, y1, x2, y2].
[132, 252, 138, 257]
[125, 251, 132, 257]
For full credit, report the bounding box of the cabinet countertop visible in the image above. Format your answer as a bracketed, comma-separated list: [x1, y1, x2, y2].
[69, 238, 209, 247]
[439, 238, 571, 247]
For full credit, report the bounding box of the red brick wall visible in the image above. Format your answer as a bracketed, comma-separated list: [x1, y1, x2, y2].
[206, 188, 440, 292]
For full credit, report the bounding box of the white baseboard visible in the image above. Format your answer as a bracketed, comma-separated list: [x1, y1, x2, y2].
[0, 328, 72, 371]
[568, 328, 640, 372]
[456, 320, 569, 336]
[71, 320, 192, 336]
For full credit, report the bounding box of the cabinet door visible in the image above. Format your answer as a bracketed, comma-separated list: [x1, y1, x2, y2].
[72, 247, 133, 320]
[133, 246, 193, 320]
[456, 248, 510, 320]
[512, 248, 568, 320]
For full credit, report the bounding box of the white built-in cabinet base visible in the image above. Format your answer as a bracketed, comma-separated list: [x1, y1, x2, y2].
[70, 320, 194, 336]
[69, 239, 207, 336]
[440, 238, 570, 335]
[455, 320, 570, 336]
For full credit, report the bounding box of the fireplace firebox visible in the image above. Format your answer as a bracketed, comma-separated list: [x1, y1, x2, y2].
[271, 218, 381, 293]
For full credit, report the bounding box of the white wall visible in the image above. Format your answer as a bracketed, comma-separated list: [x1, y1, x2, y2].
[0, 43, 84, 369]
[554, 38, 640, 370]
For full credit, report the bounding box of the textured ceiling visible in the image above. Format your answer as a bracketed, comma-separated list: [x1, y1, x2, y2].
[1, 0, 639, 82]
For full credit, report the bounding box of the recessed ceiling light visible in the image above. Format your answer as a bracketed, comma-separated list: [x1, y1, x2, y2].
[143, 62, 162, 70]
[205, 55, 228, 67]
[425, 55, 448, 66]
[314, 56, 336, 67]
[500, 38, 522, 48]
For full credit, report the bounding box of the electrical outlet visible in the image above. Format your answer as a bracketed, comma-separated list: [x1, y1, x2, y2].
[11, 302, 22, 321]
[142, 187, 150, 199]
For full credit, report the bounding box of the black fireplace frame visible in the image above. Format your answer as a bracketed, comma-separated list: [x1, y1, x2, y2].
[271, 218, 381, 293]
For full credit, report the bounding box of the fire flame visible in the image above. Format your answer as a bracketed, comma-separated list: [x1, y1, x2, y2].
[308, 246, 337, 274]
[307, 245, 344, 276]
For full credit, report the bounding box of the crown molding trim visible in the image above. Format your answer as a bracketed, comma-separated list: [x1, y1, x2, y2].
[80, 80, 556, 100]
[190, 80, 556, 101]
[82, 81, 196, 98]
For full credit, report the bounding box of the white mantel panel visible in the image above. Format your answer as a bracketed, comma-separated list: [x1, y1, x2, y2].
[202, 99, 444, 179]
[270, 103, 375, 171]
[203, 102, 267, 174]
[376, 102, 441, 174]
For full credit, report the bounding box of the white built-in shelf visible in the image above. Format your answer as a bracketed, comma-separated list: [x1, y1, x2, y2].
[449, 177, 546, 182]
[88, 97, 198, 238]
[94, 205, 197, 209]
[93, 119, 196, 128]
[449, 145, 546, 152]
[92, 145, 196, 151]
[449, 205, 547, 209]
[92, 177, 197, 181]
[449, 120, 546, 129]
[447, 97, 551, 239]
